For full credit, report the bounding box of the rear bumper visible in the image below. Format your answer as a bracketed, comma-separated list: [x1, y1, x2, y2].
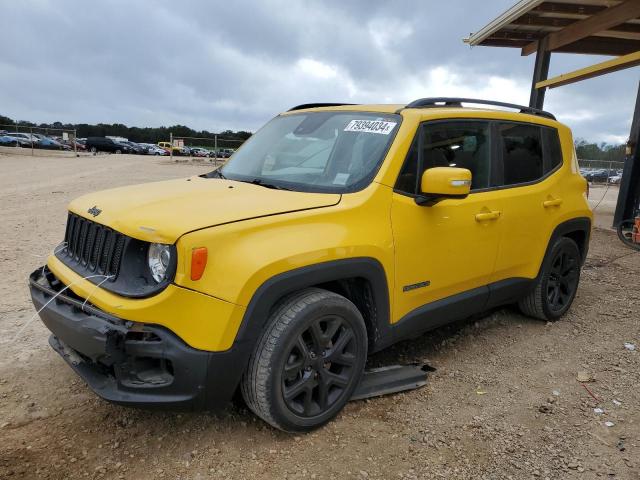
[29, 267, 248, 410]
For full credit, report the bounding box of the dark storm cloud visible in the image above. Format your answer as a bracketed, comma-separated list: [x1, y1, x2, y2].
[0, 0, 637, 142]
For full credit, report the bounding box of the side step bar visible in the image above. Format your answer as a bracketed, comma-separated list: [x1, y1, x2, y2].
[350, 364, 435, 401]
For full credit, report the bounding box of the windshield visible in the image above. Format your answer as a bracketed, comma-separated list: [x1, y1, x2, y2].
[216, 111, 400, 193]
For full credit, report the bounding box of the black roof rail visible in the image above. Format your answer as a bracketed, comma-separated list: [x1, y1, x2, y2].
[288, 103, 358, 111]
[404, 97, 556, 120]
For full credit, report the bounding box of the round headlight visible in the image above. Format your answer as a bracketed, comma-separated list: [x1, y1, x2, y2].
[148, 243, 171, 283]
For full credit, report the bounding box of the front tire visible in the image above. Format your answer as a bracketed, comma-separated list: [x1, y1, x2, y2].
[518, 237, 581, 321]
[241, 288, 367, 432]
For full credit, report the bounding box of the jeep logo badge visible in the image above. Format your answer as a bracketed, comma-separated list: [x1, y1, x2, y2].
[87, 206, 102, 217]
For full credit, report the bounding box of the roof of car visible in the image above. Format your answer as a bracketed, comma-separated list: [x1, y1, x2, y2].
[284, 104, 403, 114]
[284, 98, 561, 126]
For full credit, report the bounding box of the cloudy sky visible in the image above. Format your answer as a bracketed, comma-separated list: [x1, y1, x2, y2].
[1, 0, 638, 143]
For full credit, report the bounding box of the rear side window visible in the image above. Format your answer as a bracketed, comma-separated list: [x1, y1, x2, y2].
[542, 127, 562, 173]
[395, 121, 492, 194]
[498, 123, 563, 187]
[498, 123, 543, 185]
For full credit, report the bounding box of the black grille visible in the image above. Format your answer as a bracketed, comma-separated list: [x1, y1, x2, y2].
[62, 213, 125, 280]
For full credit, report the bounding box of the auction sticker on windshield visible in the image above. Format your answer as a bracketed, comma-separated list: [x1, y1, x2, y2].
[344, 119, 397, 135]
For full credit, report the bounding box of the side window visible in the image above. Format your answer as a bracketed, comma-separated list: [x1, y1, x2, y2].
[395, 121, 492, 194]
[498, 123, 543, 185]
[542, 127, 562, 173]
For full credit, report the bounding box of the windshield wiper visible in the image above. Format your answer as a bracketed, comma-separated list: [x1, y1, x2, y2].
[246, 178, 292, 191]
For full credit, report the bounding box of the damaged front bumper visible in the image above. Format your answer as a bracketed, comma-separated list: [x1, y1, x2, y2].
[28, 267, 246, 410]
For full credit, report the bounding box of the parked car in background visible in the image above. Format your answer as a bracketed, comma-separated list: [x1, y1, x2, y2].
[7, 132, 41, 145]
[69, 140, 87, 151]
[0, 134, 31, 147]
[608, 173, 622, 184]
[158, 141, 186, 156]
[31, 134, 68, 150]
[584, 169, 610, 183]
[85, 137, 133, 154]
[189, 147, 210, 157]
[214, 148, 235, 158]
[142, 144, 169, 155]
[121, 141, 146, 154]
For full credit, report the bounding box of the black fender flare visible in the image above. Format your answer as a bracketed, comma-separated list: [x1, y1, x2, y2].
[235, 257, 391, 351]
[219, 258, 392, 394]
[542, 217, 592, 268]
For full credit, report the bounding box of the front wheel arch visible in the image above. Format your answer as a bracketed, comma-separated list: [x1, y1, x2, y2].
[236, 258, 391, 361]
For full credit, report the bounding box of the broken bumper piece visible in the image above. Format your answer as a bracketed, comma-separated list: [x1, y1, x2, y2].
[28, 267, 244, 410]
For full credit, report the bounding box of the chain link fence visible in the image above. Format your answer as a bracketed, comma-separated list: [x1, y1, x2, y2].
[167, 134, 245, 166]
[577, 159, 624, 185]
[0, 124, 83, 157]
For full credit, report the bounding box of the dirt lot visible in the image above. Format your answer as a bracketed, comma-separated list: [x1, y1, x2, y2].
[0, 152, 638, 480]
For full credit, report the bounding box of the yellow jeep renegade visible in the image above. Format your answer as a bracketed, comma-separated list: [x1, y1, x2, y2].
[30, 98, 592, 432]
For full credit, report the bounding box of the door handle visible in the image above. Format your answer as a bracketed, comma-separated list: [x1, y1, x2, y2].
[543, 198, 563, 208]
[475, 211, 501, 222]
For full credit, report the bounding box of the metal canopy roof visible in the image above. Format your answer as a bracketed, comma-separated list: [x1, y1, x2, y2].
[464, 0, 640, 56]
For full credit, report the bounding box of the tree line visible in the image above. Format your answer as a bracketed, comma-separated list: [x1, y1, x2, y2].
[574, 138, 626, 162]
[0, 114, 252, 144]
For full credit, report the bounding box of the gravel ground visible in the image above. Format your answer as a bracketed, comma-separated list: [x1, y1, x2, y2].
[0, 151, 638, 480]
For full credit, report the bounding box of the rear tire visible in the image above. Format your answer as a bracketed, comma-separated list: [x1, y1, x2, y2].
[518, 237, 581, 321]
[241, 288, 367, 432]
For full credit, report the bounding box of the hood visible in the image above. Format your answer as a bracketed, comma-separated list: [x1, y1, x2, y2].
[68, 176, 341, 243]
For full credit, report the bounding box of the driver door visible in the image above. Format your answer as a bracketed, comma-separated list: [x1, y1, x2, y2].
[391, 120, 503, 328]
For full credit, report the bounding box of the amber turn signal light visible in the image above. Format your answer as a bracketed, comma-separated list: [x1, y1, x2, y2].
[191, 247, 208, 281]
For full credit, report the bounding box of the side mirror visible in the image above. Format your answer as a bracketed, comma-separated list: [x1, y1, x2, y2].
[416, 167, 472, 206]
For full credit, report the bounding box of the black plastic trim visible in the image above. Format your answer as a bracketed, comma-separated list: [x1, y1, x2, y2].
[237, 258, 392, 355]
[542, 217, 592, 266]
[389, 278, 533, 345]
[393, 285, 488, 341]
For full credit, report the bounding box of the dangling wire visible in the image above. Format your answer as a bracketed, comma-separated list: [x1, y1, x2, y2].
[10, 273, 112, 343]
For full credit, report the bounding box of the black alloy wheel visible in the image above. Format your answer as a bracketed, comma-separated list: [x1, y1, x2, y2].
[241, 288, 367, 432]
[281, 314, 357, 417]
[546, 245, 580, 313]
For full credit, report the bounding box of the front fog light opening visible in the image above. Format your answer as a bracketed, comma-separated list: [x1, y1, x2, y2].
[148, 243, 171, 283]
